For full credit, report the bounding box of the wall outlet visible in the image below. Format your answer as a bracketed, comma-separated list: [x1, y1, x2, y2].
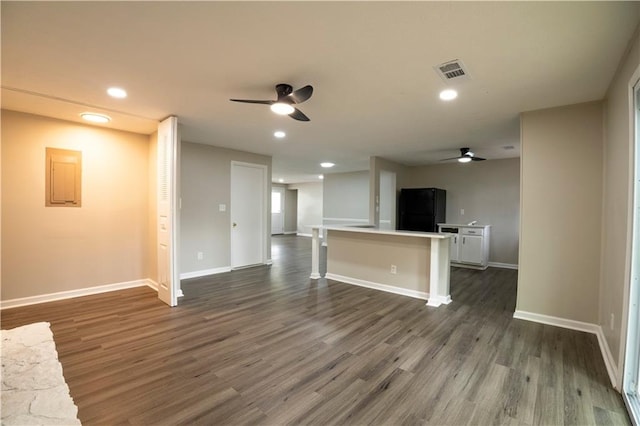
[219, 204, 226, 212]
[390, 265, 397, 274]
[460, 208, 465, 215]
[610, 313, 615, 330]
[197, 251, 203, 260]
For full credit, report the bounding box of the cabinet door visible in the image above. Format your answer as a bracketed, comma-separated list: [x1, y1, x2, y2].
[449, 235, 459, 262]
[460, 235, 483, 264]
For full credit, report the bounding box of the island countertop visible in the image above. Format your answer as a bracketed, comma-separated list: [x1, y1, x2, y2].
[319, 225, 451, 239]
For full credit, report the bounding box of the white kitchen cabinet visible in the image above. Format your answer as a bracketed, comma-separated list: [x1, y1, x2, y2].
[438, 224, 491, 270]
[460, 234, 483, 264]
[448, 233, 460, 262]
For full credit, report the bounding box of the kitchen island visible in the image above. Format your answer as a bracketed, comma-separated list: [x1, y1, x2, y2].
[310, 225, 452, 307]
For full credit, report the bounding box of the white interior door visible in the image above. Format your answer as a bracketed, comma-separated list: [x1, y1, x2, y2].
[231, 162, 267, 268]
[379, 171, 396, 230]
[156, 116, 179, 306]
[271, 187, 284, 235]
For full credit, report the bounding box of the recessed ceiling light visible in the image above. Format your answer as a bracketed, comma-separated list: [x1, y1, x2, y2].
[274, 131, 286, 138]
[80, 113, 111, 123]
[278, 178, 284, 183]
[439, 89, 458, 101]
[318, 175, 324, 180]
[107, 87, 127, 99]
[270, 103, 295, 115]
[320, 162, 335, 168]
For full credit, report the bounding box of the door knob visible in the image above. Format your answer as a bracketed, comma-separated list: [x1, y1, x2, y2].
[233, 222, 237, 227]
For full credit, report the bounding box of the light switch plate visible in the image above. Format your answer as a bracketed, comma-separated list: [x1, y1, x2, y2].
[219, 204, 226, 212]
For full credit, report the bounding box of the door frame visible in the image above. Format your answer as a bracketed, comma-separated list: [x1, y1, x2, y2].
[622, 73, 640, 424]
[230, 161, 268, 268]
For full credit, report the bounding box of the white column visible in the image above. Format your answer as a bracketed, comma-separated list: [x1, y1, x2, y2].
[310, 226, 321, 279]
[426, 237, 452, 307]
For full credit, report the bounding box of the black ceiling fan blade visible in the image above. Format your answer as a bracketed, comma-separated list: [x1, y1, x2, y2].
[229, 99, 274, 105]
[289, 85, 313, 104]
[289, 108, 310, 121]
[471, 157, 486, 161]
[440, 156, 462, 161]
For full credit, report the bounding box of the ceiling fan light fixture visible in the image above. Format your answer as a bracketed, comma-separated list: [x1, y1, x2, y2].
[320, 162, 335, 168]
[439, 89, 458, 101]
[270, 102, 295, 115]
[458, 156, 472, 163]
[274, 131, 286, 138]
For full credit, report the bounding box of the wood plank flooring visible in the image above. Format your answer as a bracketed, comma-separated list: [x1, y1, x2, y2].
[1, 235, 630, 425]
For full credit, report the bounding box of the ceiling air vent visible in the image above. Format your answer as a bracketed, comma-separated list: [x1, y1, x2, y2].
[434, 59, 470, 82]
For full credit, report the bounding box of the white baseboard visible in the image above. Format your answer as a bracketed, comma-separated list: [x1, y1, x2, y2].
[1, 279, 153, 310]
[180, 266, 232, 280]
[487, 262, 519, 270]
[595, 327, 620, 390]
[325, 273, 429, 300]
[266, 259, 273, 265]
[297, 233, 312, 237]
[514, 310, 617, 388]
[146, 279, 159, 291]
[284, 231, 297, 235]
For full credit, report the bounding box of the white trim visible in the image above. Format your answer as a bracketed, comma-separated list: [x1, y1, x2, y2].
[322, 217, 369, 223]
[596, 326, 620, 391]
[297, 233, 312, 237]
[325, 273, 429, 300]
[1, 279, 154, 310]
[146, 279, 159, 291]
[266, 259, 273, 265]
[284, 231, 297, 235]
[180, 266, 232, 280]
[514, 310, 618, 388]
[426, 295, 452, 307]
[487, 262, 519, 270]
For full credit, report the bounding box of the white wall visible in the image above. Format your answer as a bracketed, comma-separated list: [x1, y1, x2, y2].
[402, 158, 520, 266]
[180, 141, 271, 275]
[288, 182, 323, 236]
[600, 27, 640, 380]
[518, 102, 603, 323]
[323, 171, 369, 225]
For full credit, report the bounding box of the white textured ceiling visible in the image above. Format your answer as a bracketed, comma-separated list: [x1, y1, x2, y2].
[2, 2, 638, 182]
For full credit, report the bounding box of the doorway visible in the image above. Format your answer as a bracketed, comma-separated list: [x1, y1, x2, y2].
[230, 161, 268, 268]
[379, 170, 397, 230]
[271, 186, 285, 235]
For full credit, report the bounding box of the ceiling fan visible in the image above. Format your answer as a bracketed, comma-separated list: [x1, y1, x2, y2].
[441, 147, 486, 163]
[230, 83, 313, 121]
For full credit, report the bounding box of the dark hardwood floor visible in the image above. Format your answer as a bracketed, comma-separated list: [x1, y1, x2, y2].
[1, 235, 630, 425]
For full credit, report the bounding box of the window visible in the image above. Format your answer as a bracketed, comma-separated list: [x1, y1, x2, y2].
[272, 191, 282, 214]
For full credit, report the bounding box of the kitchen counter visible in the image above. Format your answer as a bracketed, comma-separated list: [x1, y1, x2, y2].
[310, 225, 452, 307]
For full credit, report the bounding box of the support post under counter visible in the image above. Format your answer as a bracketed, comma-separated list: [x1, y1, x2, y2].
[310, 226, 321, 279]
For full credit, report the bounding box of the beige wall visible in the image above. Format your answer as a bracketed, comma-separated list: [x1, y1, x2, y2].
[180, 141, 271, 274]
[1, 110, 151, 300]
[601, 27, 640, 376]
[518, 102, 603, 323]
[327, 230, 430, 295]
[403, 158, 520, 266]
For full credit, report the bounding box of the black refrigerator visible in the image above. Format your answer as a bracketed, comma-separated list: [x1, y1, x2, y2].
[398, 188, 446, 232]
